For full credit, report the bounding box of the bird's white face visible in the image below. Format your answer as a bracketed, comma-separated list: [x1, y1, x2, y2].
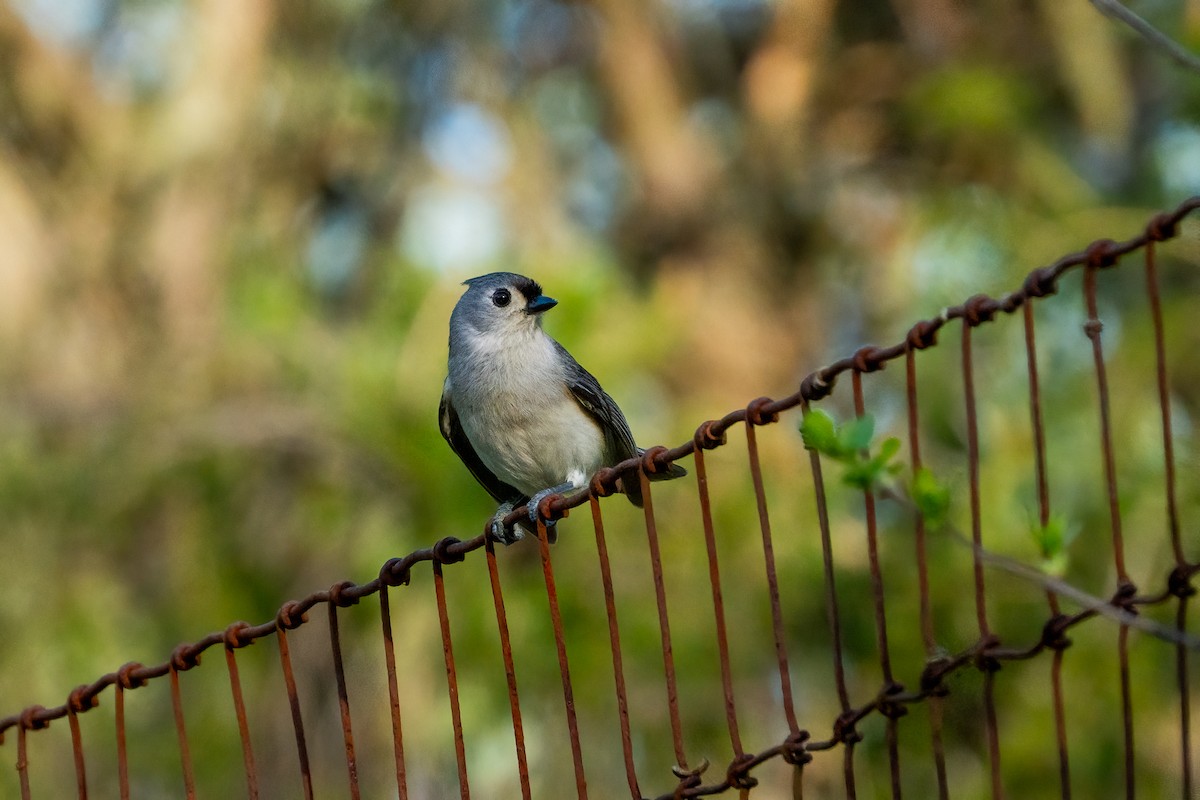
[477, 283, 536, 333]
[453, 273, 558, 344]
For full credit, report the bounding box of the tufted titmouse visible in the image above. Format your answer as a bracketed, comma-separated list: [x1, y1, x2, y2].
[439, 272, 686, 544]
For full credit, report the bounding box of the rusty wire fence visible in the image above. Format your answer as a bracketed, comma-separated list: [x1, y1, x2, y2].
[3, 198, 1200, 799]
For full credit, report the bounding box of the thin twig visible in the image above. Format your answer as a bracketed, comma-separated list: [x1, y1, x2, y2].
[1089, 0, 1200, 74]
[879, 487, 1200, 650]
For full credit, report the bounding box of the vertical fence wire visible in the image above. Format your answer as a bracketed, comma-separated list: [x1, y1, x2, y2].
[224, 631, 259, 800]
[114, 681, 130, 800]
[638, 471, 693, 786]
[483, 537, 533, 800]
[433, 561, 471, 800]
[167, 660, 196, 800]
[1082, 261, 1137, 800]
[16, 713, 30, 800]
[850, 370, 903, 799]
[67, 696, 88, 800]
[275, 623, 314, 800]
[1144, 238, 1195, 799]
[589, 495, 643, 800]
[904, 344, 951, 800]
[536, 518, 590, 799]
[327, 600, 361, 800]
[801, 396, 859, 798]
[693, 439, 746, 763]
[745, 415, 802, 741]
[961, 317, 1004, 800]
[378, 586, 410, 800]
[1022, 300, 1073, 799]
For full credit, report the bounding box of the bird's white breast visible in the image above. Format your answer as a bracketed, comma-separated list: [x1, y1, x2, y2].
[450, 328, 605, 496]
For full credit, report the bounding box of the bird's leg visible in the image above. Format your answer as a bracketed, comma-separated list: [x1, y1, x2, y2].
[490, 501, 522, 545]
[527, 474, 584, 531]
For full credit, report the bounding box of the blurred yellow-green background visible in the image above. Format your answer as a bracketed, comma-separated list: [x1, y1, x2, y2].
[2, 0, 1200, 797]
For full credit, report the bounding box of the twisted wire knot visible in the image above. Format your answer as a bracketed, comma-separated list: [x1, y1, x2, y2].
[170, 644, 202, 672]
[640, 445, 674, 477]
[1169, 564, 1197, 599]
[1040, 613, 1073, 652]
[877, 681, 908, 720]
[851, 346, 887, 373]
[1111, 580, 1139, 614]
[1086, 238, 1120, 269]
[531, 495, 568, 525]
[117, 662, 148, 691]
[276, 600, 307, 631]
[223, 621, 253, 649]
[973, 634, 1003, 674]
[329, 579, 361, 608]
[745, 397, 779, 427]
[1023, 265, 1059, 298]
[799, 370, 834, 402]
[963, 294, 998, 326]
[781, 730, 812, 767]
[833, 710, 862, 745]
[20, 706, 49, 732]
[906, 319, 941, 350]
[379, 556, 412, 588]
[1146, 212, 1179, 242]
[670, 758, 709, 797]
[726, 752, 760, 788]
[68, 685, 98, 714]
[432, 537, 466, 565]
[694, 419, 727, 450]
[589, 466, 620, 498]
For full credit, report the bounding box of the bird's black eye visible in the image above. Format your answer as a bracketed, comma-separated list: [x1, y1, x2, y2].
[492, 288, 511, 308]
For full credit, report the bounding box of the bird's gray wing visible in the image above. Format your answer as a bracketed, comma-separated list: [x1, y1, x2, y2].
[551, 341, 647, 504]
[553, 342, 639, 462]
[439, 385, 527, 506]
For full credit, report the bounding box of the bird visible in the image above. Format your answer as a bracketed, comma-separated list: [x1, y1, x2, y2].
[439, 272, 686, 544]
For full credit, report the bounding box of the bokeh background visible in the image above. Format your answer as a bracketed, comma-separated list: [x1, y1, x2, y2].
[2, 0, 1200, 797]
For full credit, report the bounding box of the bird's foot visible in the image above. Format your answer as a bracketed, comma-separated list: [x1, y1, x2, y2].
[490, 501, 522, 545]
[527, 482, 574, 531]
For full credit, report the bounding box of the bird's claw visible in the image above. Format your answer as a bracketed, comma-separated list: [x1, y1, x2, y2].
[490, 502, 522, 545]
[527, 484, 571, 529]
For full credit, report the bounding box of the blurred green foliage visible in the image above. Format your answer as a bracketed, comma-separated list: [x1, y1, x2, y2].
[1, 0, 1199, 797]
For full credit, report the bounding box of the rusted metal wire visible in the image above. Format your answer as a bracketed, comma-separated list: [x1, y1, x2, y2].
[1145, 236, 1195, 799]
[590, 495, 642, 800]
[378, 584, 410, 799]
[1023, 301, 1073, 799]
[904, 345, 950, 800]
[850, 372, 903, 798]
[2, 197, 1199, 799]
[483, 536, 533, 800]
[433, 560, 470, 800]
[537, 518, 590, 799]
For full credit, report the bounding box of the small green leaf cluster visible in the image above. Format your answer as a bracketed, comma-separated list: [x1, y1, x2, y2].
[1030, 514, 1076, 577]
[911, 467, 951, 528]
[800, 409, 903, 491]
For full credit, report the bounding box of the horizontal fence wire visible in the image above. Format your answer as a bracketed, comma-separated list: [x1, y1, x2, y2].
[2, 197, 1199, 798]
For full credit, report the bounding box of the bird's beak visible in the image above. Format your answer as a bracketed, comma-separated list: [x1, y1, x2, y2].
[525, 294, 558, 315]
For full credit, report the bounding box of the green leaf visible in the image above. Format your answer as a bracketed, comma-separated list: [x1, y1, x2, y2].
[1030, 513, 1074, 574]
[800, 409, 839, 454]
[842, 461, 876, 490]
[912, 467, 950, 525]
[839, 415, 876, 453]
[878, 437, 902, 462]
